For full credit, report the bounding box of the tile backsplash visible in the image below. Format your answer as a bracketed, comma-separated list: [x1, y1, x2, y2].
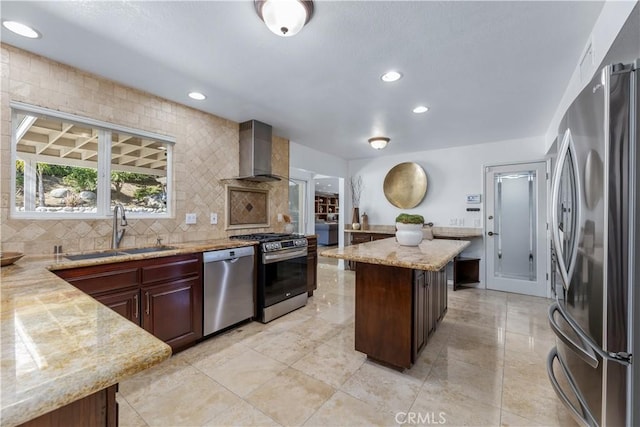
[0, 44, 290, 254]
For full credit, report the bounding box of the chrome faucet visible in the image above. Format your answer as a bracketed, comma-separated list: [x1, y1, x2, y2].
[112, 203, 128, 249]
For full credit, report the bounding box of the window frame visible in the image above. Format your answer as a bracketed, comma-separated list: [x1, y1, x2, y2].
[10, 101, 175, 220]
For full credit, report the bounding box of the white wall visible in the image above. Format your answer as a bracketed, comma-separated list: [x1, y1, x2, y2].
[290, 142, 349, 179]
[290, 142, 349, 267]
[348, 136, 546, 228]
[545, 0, 638, 151]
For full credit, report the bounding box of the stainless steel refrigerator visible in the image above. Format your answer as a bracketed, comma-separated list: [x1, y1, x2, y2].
[547, 59, 638, 426]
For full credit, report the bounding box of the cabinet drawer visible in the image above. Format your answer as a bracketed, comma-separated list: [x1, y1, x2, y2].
[57, 266, 139, 295]
[351, 234, 371, 244]
[371, 234, 394, 241]
[141, 254, 201, 284]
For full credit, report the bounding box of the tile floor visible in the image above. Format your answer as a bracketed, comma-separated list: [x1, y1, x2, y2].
[118, 258, 576, 426]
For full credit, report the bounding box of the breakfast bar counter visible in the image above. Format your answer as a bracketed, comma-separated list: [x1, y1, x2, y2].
[321, 238, 469, 369]
[321, 237, 470, 270]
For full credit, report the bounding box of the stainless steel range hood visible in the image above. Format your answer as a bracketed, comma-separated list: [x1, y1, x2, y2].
[236, 120, 281, 182]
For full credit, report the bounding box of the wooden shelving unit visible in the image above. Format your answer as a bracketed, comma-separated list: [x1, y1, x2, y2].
[315, 193, 339, 221]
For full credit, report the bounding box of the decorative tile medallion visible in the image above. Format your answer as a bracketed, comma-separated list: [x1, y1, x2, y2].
[227, 186, 269, 228]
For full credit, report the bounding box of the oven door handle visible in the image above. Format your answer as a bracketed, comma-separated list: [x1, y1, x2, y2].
[263, 248, 308, 264]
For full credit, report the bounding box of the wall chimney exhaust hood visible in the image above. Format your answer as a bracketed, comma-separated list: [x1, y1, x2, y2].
[236, 120, 281, 182]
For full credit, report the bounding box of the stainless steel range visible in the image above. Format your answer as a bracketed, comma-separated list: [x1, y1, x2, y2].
[230, 233, 308, 323]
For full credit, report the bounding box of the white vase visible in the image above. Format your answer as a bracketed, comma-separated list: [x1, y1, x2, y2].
[395, 222, 423, 246]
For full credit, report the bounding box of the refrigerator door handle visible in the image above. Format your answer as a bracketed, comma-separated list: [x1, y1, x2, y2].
[548, 302, 599, 368]
[551, 129, 582, 290]
[550, 302, 632, 367]
[547, 347, 598, 427]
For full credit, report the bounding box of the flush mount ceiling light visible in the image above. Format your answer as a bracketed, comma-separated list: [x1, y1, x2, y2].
[188, 92, 206, 100]
[255, 0, 314, 37]
[381, 71, 402, 83]
[2, 20, 41, 39]
[413, 105, 429, 114]
[368, 137, 390, 150]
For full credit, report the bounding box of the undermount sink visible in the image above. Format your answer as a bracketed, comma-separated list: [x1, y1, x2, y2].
[65, 250, 128, 261]
[65, 246, 177, 261]
[121, 246, 177, 255]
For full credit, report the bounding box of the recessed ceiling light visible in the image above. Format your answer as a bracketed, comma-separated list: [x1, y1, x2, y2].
[413, 105, 429, 114]
[2, 21, 41, 39]
[188, 92, 206, 100]
[381, 71, 402, 83]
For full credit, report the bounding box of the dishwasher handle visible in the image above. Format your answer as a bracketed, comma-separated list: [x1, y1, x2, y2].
[203, 246, 255, 263]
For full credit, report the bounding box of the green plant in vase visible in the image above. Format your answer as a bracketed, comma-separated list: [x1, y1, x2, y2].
[395, 213, 424, 246]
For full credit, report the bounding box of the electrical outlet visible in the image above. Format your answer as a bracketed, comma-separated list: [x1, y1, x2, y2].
[277, 213, 283, 222]
[210, 213, 218, 225]
[185, 213, 197, 224]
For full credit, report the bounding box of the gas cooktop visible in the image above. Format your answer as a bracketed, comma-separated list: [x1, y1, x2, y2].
[230, 233, 304, 243]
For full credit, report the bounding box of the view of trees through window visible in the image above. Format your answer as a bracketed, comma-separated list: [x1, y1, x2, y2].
[13, 107, 171, 216]
[15, 161, 167, 213]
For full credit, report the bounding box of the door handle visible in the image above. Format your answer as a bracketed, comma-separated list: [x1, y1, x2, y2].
[546, 348, 597, 427]
[548, 302, 598, 368]
[487, 231, 499, 236]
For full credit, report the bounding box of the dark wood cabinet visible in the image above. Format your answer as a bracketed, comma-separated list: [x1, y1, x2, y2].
[19, 384, 117, 427]
[348, 232, 394, 270]
[94, 288, 139, 323]
[306, 235, 318, 296]
[413, 270, 428, 359]
[354, 262, 449, 369]
[55, 253, 203, 352]
[142, 277, 202, 350]
[453, 256, 480, 290]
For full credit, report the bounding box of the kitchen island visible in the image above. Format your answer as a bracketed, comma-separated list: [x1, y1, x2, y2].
[321, 237, 469, 369]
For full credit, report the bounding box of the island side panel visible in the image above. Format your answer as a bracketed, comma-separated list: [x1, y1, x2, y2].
[354, 262, 413, 369]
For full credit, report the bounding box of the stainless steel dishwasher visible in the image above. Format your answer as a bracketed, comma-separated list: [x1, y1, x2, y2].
[203, 246, 255, 336]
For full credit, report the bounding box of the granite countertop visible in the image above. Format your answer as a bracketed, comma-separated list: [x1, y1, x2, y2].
[0, 238, 256, 426]
[48, 238, 257, 271]
[320, 237, 470, 271]
[344, 224, 483, 239]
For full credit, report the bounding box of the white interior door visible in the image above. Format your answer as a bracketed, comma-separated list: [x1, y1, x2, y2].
[485, 162, 548, 297]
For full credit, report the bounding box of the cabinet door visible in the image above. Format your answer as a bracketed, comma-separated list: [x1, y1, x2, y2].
[94, 288, 140, 325]
[413, 271, 427, 359]
[141, 277, 203, 351]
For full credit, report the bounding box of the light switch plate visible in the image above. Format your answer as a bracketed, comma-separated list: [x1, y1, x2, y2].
[185, 213, 197, 224]
[210, 213, 218, 225]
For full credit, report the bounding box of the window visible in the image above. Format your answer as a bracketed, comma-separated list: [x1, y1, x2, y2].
[11, 102, 174, 218]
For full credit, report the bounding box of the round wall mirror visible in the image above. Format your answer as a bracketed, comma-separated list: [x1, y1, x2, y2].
[383, 162, 428, 208]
